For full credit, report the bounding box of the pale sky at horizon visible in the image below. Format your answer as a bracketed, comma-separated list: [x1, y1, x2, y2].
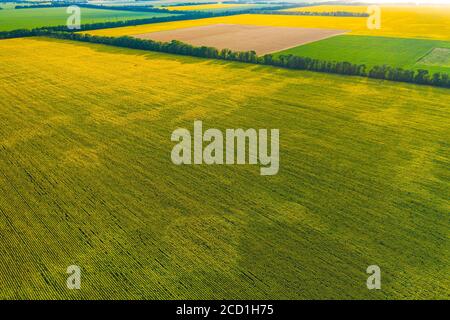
[346, 0, 450, 4]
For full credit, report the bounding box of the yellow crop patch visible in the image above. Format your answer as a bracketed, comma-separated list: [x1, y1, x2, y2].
[86, 6, 450, 41]
[163, 3, 250, 11]
[283, 5, 369, 14]
[283, 5, 450, 40]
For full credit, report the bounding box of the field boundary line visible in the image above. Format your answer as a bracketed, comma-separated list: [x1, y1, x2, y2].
[264, 30, 350, 55]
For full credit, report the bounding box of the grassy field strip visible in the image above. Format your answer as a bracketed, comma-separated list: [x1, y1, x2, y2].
[275, 35, 450, 74]
[0, 37, 448, 299]
[0, 7, 177, 31]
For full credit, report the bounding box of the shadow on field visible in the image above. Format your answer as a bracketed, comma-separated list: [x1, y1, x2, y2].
[31, 36, 418, 91]
[31, 36, 279, 73]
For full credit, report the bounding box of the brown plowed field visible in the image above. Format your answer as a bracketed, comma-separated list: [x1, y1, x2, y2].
[133, 23, 348, 55]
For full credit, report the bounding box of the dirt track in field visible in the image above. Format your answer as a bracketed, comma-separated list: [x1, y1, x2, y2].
[133, 23, 348, 55]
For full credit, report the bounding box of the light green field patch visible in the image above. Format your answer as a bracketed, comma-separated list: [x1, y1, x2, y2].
[275, 35, 450, 74]
[418, 48, 450, 67]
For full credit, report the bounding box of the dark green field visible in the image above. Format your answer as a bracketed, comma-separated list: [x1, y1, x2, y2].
[276, 35, 450, 74]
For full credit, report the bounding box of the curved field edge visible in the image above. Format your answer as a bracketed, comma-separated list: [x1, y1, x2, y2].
[0, 37, 448, 299]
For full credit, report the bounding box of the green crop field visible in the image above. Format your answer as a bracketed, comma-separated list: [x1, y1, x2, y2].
[0, 37, 448, 300]
[276, 35, 450, 74]
[0, 6, 176, 31]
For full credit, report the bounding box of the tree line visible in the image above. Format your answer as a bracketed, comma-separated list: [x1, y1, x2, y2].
[0, 28, 448, 89]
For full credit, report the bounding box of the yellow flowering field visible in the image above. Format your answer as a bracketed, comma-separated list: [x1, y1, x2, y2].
[283, 5, 450, 40]
[163, 3, 250, 11]
[0, 37, 448, 299]
[283, 5, 369, 14]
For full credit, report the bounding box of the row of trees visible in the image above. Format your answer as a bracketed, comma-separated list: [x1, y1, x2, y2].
[42, 31, 449, 88]
[0, 29, 48, 39]
[0, 28, 448, 89]
[275, 54, 449, 87]
[275, 54, 367, 75]
[48, 31, 260, 62]
[368, 65, 449, 86]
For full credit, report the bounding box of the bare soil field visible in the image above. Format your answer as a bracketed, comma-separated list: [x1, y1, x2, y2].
[133, 23, 348, 55]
